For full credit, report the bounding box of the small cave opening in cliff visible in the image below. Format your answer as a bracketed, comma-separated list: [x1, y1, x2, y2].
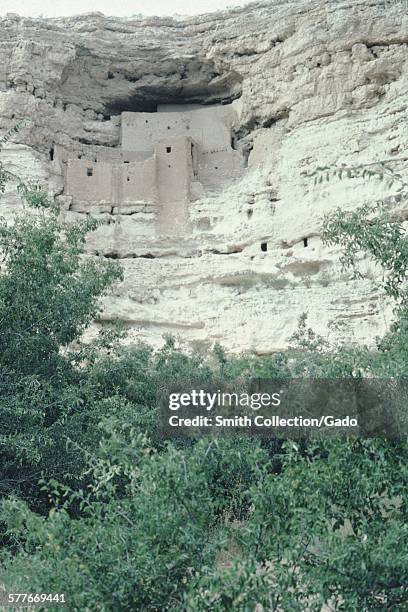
[261, 242, 268, 252]
[303, 237, 308, 247]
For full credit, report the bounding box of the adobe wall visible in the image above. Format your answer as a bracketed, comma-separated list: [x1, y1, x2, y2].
[66, 157, 157, 205]
[56, 143, 151, 165]
[198, 149, 244, 191]
[66, 159, 113, 203]
[121, 157, 158, 205]
[154, 136, 194, 236]
[64, 137, 194, 209]
[154, 137, 194, 203]
[121, 104, 236, 154]
[96, 150, 151, 163]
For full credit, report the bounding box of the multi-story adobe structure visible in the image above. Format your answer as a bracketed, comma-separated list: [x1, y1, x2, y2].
[59, 103, 244, 236]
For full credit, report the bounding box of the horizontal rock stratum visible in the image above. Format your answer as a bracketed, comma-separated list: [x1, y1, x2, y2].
[0, 0, 407, 353]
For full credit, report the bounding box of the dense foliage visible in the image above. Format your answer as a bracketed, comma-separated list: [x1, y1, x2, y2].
[0, 169, 406, 610]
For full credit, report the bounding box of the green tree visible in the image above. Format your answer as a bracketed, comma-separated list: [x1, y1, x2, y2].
[0, 175, 122, 499]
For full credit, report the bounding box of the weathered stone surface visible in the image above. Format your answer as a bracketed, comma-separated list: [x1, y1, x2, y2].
[0, 0, 407, 352]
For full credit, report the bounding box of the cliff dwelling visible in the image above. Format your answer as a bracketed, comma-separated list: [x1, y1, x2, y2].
[60, 104, 244, 236]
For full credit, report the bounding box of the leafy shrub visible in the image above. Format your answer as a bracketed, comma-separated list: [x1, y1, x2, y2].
[0, 433, 259, 610]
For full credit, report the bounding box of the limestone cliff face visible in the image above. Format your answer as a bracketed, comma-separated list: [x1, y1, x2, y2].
[0, 0, 407, 353]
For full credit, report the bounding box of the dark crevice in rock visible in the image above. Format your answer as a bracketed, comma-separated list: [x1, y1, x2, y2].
[208, 247, 243, 255]
[73, 137, 119, 147]
[102, 252, 156, 260]
[76, 137, 95, 145]
[236, 111, 290, 141]
[233, 49, 260, 58]
[104, 85, 242, 116]
[263, 117, 278, 129]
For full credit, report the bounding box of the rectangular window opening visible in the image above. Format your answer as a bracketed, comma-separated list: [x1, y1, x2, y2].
[87, 168, 93, 177]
